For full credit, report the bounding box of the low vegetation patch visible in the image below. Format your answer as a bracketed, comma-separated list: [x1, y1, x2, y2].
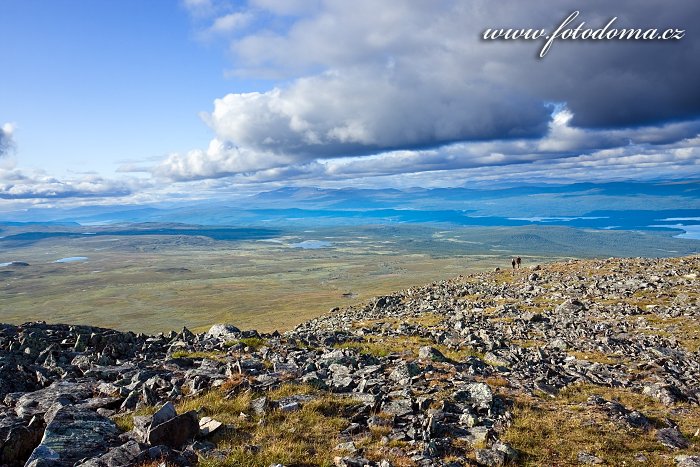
[335, 334, 484, 361]
[112, 405, 159, 432]
[502, 384, 700, 466]
[189, 384, 359, 466]
[170, 350, 228, 361]
[224, 337, 267, 351]
[641, 315, 700, 352]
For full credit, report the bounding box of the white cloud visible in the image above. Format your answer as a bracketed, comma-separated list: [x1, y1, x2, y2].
[0, 123, 16, 158]
[0, 167, 148, 200]
[182, 0, 215, 16]
[249, 0, 319, 16]
[208, 12, 252, 34]
[151, 138, 296, 181]
[166, 0, 700, 188]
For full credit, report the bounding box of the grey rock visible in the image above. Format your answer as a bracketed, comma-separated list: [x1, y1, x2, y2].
[205, 323, 241, 342]
[0, 415, 44, 466]
[389, 361, 419, 385]
[492, 442, 518, 461]
[577, 452, 604, 464]
[453, 383, 493, 411]
[15, 381, 94, 419]
[301, 371, 328, 389]
[382, 398, 413, 417]
[475, 448, 505, 466]
[657, 427, 690, 450]
[675, 455, 700, 467]
[625, 411, 651, 430]
[147, 411, 199, 448]
[132, 415, 152, 443]
[119, 390, 139, 412]
[199, 416, 223, 437]
[24, 445, 60, 467]
[74, 440, 144, 467]
[467, 426, 491, 445]
[151, 401, 177, 427]
[418, 346, 447, 362]
[643, 384, 679, 406]
[26, 406, 120, 467]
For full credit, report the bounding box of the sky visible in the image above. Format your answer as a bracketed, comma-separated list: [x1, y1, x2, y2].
[1, 0, 699, 210]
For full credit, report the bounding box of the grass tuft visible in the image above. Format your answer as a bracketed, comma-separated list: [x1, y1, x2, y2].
[502, 384, 700, 466]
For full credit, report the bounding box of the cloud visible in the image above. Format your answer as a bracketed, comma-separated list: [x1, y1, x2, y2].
[207, 71, 548, 159]
[0, 123, 16, 157]
[207, 12, 252, 35]
[182, 0, 215, 17]
[0, 122, 150, 202]
[168, 0, 700, 186]
[0, 168, 147, 200]
[150, 138, 295, 181]
[153, 99, 700, 184]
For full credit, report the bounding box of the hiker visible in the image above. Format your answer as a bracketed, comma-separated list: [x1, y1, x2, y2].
[516, 256, 521, 269]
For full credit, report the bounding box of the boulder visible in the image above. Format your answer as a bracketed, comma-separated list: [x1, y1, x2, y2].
[15, 381, 94, 419]
[388, 361, 419, 385]
[25, 406, 120, 467]
[657, 427, 690, 450]
[475, 448, 505, 466]
[199, 417, 223, 437]
[74, 440, 145, 467]
[418, 346, 447, 362]
[675, 456, 700, 467]
[643, 384, 680, 406]
[382, 398, 413, 417]
[205, 324, 241, 342]
[577, 452, 604, 464]
[0, 415, 44, 466]
[147, 411, 199, 449]
[453, 383, 493, 411]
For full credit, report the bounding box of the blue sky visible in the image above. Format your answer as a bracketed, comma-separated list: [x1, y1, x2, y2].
[1, 0, 699, 209]
[0, 1, 235, 176]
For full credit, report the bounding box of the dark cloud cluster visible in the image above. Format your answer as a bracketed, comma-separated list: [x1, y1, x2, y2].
[159, 0, 700, 183]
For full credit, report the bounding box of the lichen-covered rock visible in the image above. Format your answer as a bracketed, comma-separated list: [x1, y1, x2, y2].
[74, 440, 145, 467]
[25, 406, 120, 467]
[15, 381, 95, 420]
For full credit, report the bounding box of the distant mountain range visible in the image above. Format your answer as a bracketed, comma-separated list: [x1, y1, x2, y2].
[1, 180, 699, 237]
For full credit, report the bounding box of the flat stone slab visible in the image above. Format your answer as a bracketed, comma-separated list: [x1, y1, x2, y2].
[25, 406, 120, 467]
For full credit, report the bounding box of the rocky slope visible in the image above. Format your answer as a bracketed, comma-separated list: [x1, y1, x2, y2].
[1, 255, 699, 466]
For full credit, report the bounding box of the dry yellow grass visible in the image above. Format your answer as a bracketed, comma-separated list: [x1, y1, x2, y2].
[502, 384, 700, 466]
[335, 334, 483, 361]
